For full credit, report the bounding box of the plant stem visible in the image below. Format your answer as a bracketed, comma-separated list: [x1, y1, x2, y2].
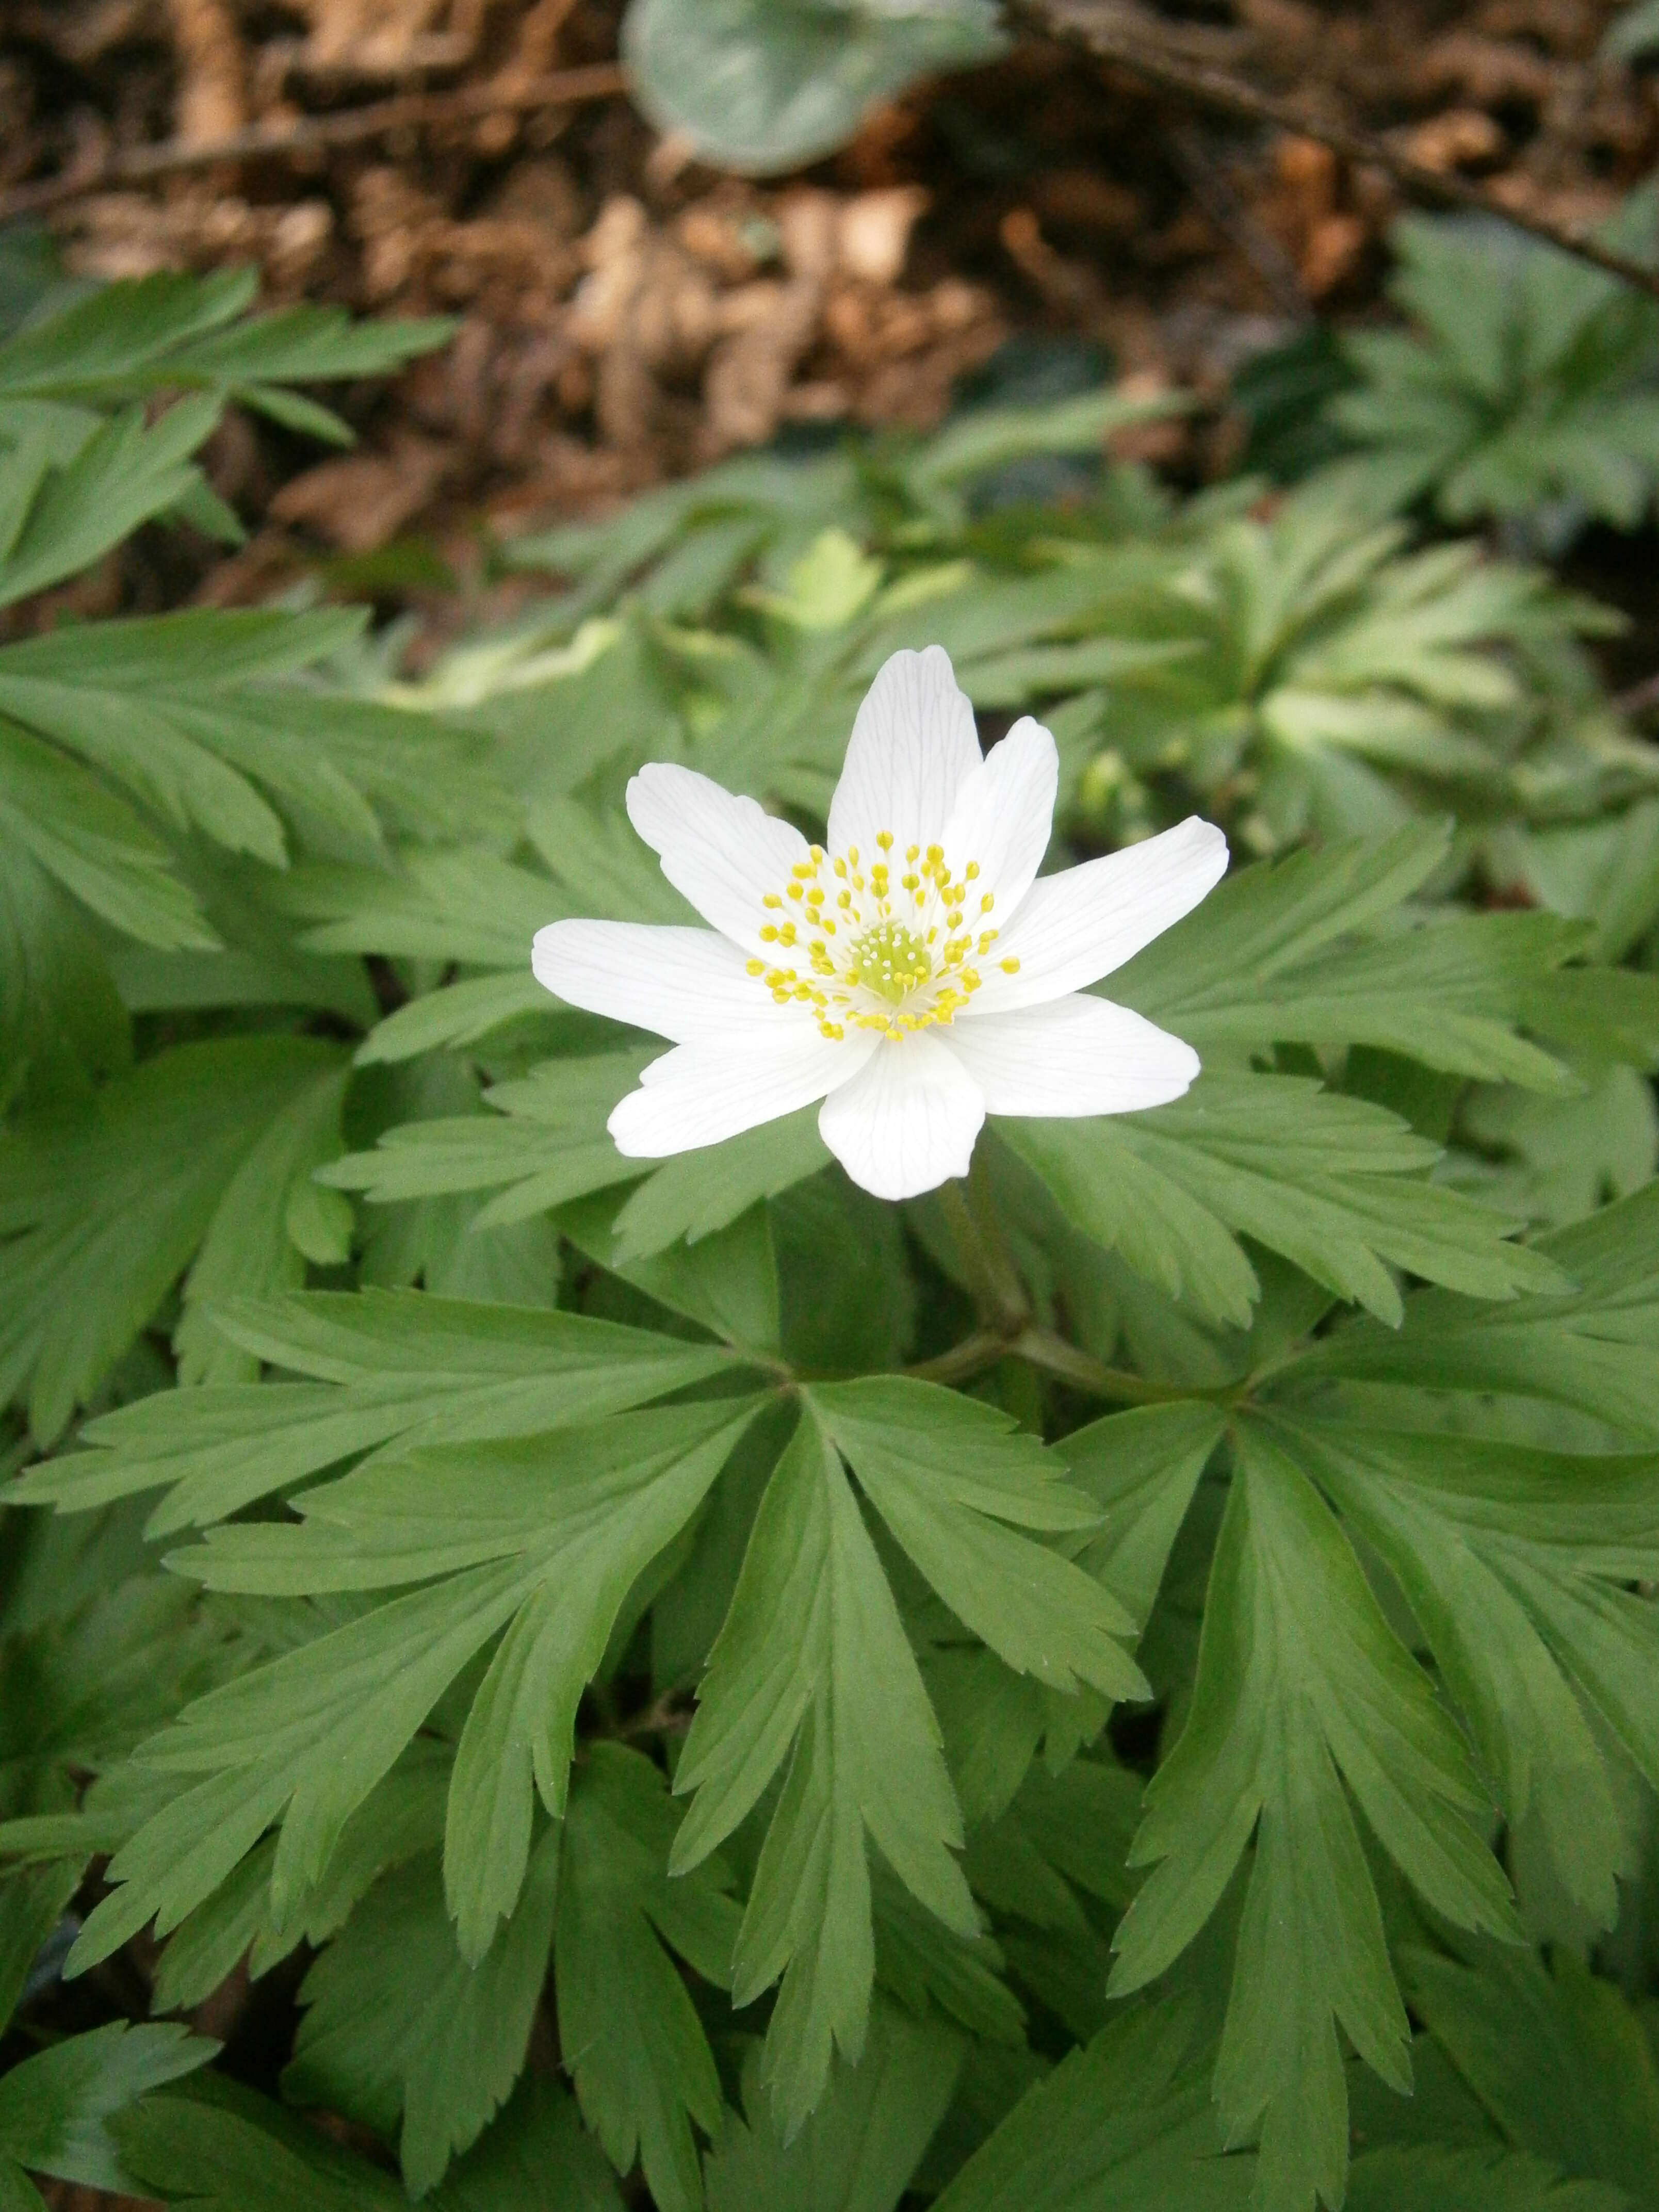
[1010, 1326, 1187, 1406]
[939, 1168, 1031, 1336]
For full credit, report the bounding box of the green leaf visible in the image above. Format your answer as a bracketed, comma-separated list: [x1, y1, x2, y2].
[1346, 2145, 1625, 2212]
[1110, 1419, 1516, 2212]
[611, 1107, 832, 1262]
[705, 1998, 964, 2212]
[21, 1288, 744, 1533]
[111, 2074, 405, 2212]
[1268, 1412, 1659, 1929]
[433, 2077, 624, 2212]
[623, 0, 1004, 175]
[671, 1413, 976, 2133]
[0, 2021, 215, 2194]
[0, 1037, 348, 1442]
[0, 1860, 80, 2029]
[1406, 1942, 1659, 2202]
[83, 1399, 760, 1969]
[322, 1052, 648, 1226]
[0, 397, 219, 609]
[930, 1998, 1251, 2212]
[1291, 1179, 1659, 1439]
[175, 1063, 351, 1384]
[0, 713, 217, 952]
[1058, 1402, 1227, 1631]
[555, 1745, 740, 2212]
[807, 1379, 1143, 1700]
[1112, 827, 1582, 1092]
[283, 1824, 560, 2197]
[1004, 1071, 1563, 1331]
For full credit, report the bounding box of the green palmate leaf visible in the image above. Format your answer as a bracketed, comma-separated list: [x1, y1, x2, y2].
[0, 268, 448, 419]
[1405, 1941, 1659, 2202]
[322, 1052, 649, 1226]
[433, 2077, 624, 2212]
[0, 1036, 348, 1442]
[111, 2074, 408, 2212]
[1292, 1178, 1659, 1438]
[671, 1413, 977, 2133]
[0, 2022, 215, 2198]
[963, 1754, 1142, 1940]
[149, 1745, 451, 2013]
[284, 1827, 559, 2196]
[806, 1379, 1144, 1700]
[1002, 1069, 1562, 1332]
[1326, 202, 1659, 531]
[0, 844, 129, 1111]
[555, 1746, 740, 2212]
[0, 714, 217, 953]
[0, 1859, 80, 2029]
[1264, 1412, 1659, 1930]
[705, 1997, 964, 2212]
[281, 848, 559, 967]
[1346, 2145, 1623, 2212]
[19, 1288, 744, 1534]
[931, 1998, 1250, 2212]
[114, 2071, 617, 2212]
[1111, 1419, 1516, 2212]
[1111, 823, 1583, 1091]
[80, 1398, 761, 1969]
[1058, 1402, 1228, 1631]
[0, 396, 219, 610]
[0, 610, 508, 871]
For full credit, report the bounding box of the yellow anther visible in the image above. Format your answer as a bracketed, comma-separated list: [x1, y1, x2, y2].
[838, 890, 852, 910]
[746, 958, 766, 975]
[978, 931, 997, 954]
[760, 925, 779, 942]
[1000, 957, 1020, 973]
[927, 843, 943, 863]
[965, 861, 980, 880]
[823, 918, 837, 936]
[778, 923, 798, 946]
[848, 845, 860, 865]
[906, 843, 920, 862]
[763, 893, 783, 909]
[811, 844, 825, 863]
[834, 857, 848, 878]
[963, 969, 982, 990]
[806, 886, 824, 905]
[981, 893, 995, 913]
[901, 872, 919, 891]
[947, 909, 964, 931]
[877, 831, 894, 851]
[772, 988, 791, 1003]
[788, 883, 804, 901]
[792, 861, 815, 880]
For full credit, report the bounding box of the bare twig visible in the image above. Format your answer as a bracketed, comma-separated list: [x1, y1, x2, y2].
[1012, 0, 1659, 305]
[0, 60, 629, 222]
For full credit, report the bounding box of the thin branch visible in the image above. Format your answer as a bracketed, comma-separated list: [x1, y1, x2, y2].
[904, 1327, 1009, 1389]
[1010, 1325, 1183, 1406]
[1012, 0, 1659, 305]
[0, 61, 629, 222]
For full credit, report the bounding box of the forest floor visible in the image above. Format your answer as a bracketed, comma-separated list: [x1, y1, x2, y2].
[4, 0, 1659, 662]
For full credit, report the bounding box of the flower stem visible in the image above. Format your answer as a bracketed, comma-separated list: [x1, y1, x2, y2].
[938, 1169, 1030, 1337]
[1009, 1326, 1189, 1407]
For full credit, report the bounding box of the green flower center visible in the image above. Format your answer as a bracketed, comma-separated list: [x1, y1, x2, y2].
[850, 919, 932, 1005]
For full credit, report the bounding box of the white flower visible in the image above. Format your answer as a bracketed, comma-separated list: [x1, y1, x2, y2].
[532, 646, 1228, 1202]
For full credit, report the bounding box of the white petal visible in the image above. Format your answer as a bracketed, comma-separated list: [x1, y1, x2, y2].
[948, 993, 1199, 1116]
[627, 762, 810, 954]
[827, 647, 983, 863]
[940, 714, 1057, 917]
[818, 1031, 985, 1201]
[609, 1031, 876, 1158]
[532, 920, 777, 1043]
[968, 816, 1228, 1014]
